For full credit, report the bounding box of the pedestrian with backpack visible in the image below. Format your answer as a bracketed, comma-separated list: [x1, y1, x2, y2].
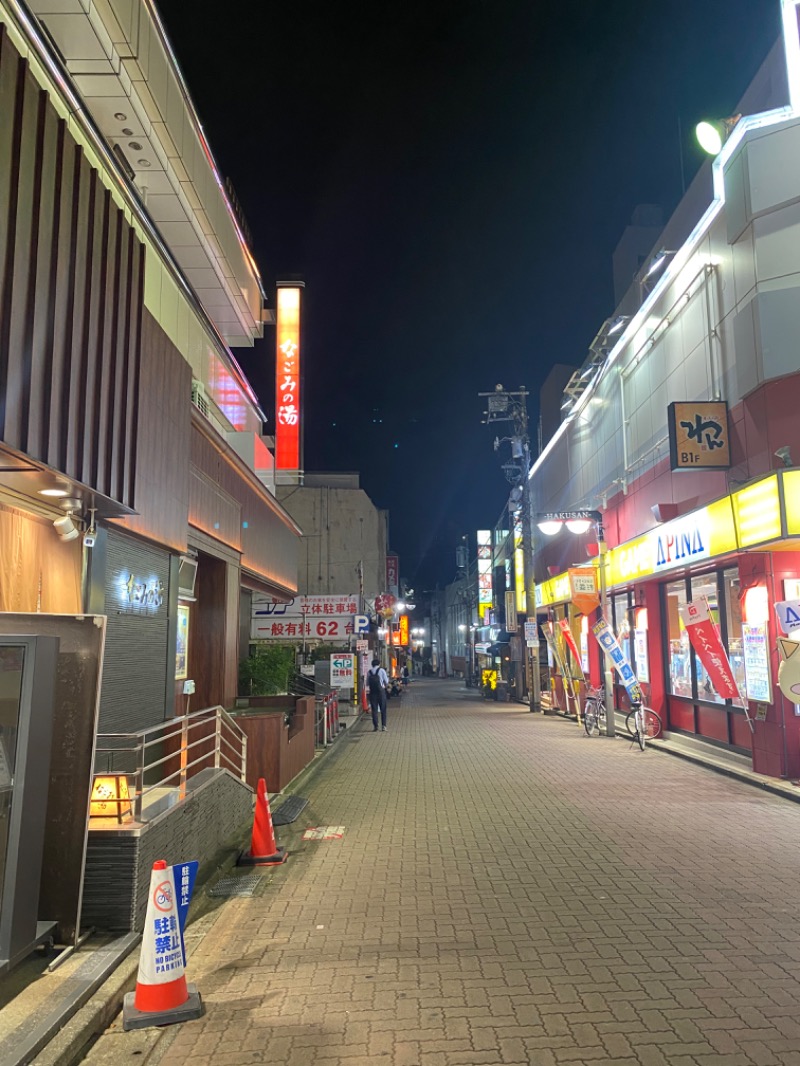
[367, 658, 389, 732]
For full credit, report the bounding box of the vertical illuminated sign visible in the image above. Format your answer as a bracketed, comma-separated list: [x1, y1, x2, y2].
[514, 515, 526, 613]
[275, 285, 303, 474]
[477, 530, 492, 620]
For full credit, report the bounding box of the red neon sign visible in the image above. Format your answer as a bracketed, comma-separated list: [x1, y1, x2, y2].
[275, 287, 301, 470]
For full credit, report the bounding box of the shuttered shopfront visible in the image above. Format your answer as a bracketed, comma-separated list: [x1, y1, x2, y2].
[98, 530, 172, 733]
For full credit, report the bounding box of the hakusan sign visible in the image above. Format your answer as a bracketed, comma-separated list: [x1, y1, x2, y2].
[275, 285, 303, 474]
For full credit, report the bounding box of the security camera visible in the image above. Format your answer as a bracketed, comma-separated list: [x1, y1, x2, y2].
[775, 446, 793, 468]
[53, 515, 79, 542]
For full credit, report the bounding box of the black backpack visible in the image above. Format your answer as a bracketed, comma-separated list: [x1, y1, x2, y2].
[368, 668, 383, 695]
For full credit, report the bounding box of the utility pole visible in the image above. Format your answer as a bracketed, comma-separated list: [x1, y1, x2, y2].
[479, 385, 539, 708]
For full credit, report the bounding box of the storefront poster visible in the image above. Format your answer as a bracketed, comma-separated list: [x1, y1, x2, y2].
[558, 618, 584, 679]
[742, 623, 772, 704]
[679, 599, 743, 708]
[591, 616, 643, 706]
[633, 629, 649, 684]
[580, 627, 589, 674]
[176, 605, 189, 680]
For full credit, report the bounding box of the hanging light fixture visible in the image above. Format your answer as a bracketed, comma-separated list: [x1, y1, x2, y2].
[565, 518, 592, 534]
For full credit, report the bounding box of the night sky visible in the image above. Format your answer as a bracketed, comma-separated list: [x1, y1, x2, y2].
[157, 0, 779, 589]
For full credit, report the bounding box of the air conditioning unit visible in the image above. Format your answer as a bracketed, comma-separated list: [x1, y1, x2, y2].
[178, 554, 198, 601]
[191, 380, 210, 419]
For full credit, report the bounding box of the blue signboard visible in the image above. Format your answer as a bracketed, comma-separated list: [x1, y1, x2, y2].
[591, 616, 643, 706]
[171, 860, 198, 965]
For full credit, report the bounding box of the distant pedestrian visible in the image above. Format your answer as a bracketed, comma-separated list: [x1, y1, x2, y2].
[402, 664, 410, 686]
[367, 658, 389, 731]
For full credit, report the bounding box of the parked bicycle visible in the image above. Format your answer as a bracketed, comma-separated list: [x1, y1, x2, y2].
[582, 685, 607, 737]
[626, 700, 662, 748]
[583, 684, 663, 748]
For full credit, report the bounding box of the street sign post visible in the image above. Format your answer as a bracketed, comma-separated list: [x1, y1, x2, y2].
[330, 654, 355, 690]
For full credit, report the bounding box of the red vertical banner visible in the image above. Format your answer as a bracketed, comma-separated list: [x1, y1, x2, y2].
[679, 598, 747, 712]
[275, 286, 302, 472]
[558, 617, 584, 679]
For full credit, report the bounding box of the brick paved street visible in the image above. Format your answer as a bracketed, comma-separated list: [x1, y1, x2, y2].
[139, 680, 800, 1065]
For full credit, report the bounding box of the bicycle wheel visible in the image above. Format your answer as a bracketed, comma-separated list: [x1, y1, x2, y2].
[636, 711, 646, 750]
[625, 709, 646, 749]
[583, 702, 599, 736]
[641, 707, 663, 739]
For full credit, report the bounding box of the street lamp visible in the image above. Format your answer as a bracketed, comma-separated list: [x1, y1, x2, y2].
[458, 624, 467, 670]
[535, 509, 614, 737]
[411, 627, 426, 667]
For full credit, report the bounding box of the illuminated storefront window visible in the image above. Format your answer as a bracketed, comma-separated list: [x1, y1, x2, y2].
[665, 568, 743, 704]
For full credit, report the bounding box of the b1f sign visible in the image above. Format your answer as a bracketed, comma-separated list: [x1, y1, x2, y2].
[668, 401, 730, 471]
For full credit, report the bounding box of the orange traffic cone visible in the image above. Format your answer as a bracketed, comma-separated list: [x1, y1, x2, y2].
[238, 778, 288, 866]
[122, 860, 203, 1030]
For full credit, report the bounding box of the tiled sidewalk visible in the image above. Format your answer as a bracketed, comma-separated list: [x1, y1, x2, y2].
[107, 681, 800, 1064]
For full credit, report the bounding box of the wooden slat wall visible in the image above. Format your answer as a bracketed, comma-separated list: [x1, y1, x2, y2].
[0, 25, 143, 508]
[190, 420, 299, 595]
[113, 310, 190, 552]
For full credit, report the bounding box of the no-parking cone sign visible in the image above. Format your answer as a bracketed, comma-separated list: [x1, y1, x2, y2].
[238, 777, 288, 866]
[122, 860, 203, 1031]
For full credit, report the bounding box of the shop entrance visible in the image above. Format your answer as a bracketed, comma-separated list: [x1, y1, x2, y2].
[661, 568, 752, 752]
[189, 552, 228, 711]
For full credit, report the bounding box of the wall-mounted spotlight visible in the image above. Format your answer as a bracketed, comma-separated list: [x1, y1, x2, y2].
[53, 498, 82, 542]
[606, 315, 629, 337]
[775, 445, 793, 468]
[644, 248, 676, 279]
[53, 514, 79, 542]
[695, 114, 742, 156]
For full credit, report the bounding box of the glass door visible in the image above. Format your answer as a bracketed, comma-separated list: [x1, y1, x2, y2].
[661, 568, 749, 750]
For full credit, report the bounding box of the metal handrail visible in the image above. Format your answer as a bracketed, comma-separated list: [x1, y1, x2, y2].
[94, 705, 248, 823]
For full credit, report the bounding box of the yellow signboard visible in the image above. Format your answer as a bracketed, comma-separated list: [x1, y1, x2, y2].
[535, 473, 794, 602]
[605, 496, 737, 587]
[785, 470, 800, 536]
[732, 474, 781, 547]
[536, 570, 573, 607]
[668, 401, 731, 470]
